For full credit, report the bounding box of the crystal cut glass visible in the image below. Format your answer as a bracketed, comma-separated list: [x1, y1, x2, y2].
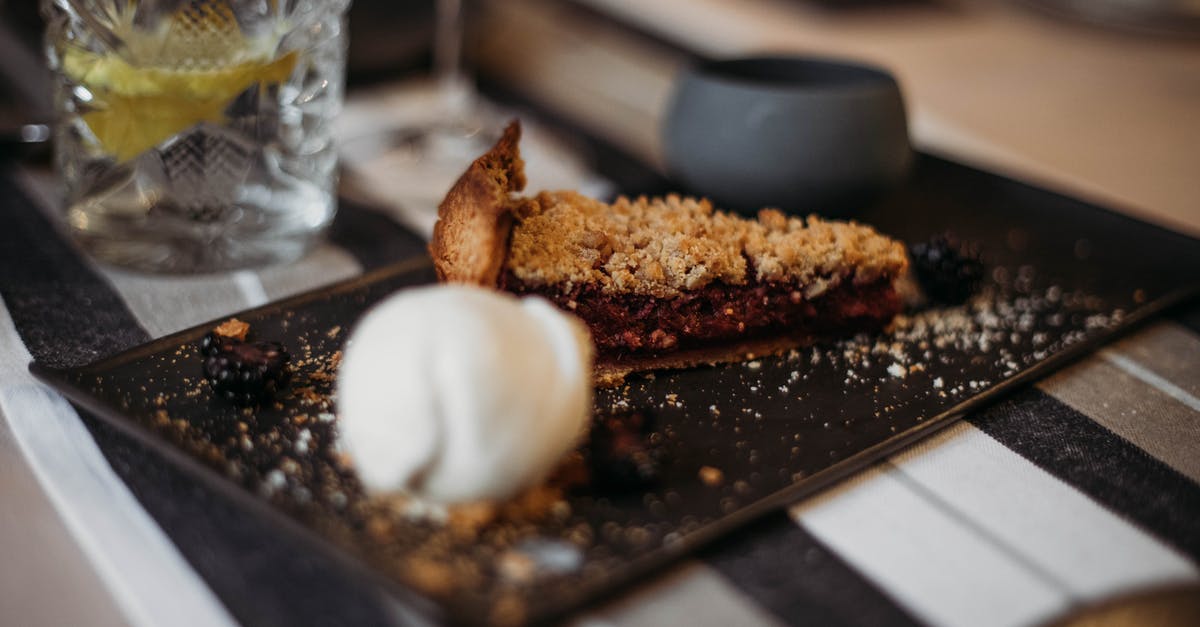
[43, 0, 351, 272]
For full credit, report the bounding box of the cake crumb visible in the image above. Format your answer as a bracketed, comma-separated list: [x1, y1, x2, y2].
[489, 594, 527, 627]
[699, 466, 724, 486]
[213, 318, 250, 341]
[500, 484, 566, 523]
[447, 502, 498, 539]
[497, 551, 536, 583]
[405, 557, 456, 596]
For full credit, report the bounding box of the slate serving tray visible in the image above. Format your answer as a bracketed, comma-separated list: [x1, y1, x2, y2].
[31, 153, 1200, 625]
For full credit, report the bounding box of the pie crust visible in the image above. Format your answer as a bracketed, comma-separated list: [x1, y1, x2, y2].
[430, 121, 909, 384]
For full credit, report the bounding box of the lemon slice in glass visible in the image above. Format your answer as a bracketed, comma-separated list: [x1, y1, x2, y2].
[62, 2, 298, 162]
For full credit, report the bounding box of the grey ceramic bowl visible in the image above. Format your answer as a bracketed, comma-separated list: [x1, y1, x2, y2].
[663, 56, 912, 217]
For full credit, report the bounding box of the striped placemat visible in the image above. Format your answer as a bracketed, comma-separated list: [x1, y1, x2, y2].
[2, 3, 1198, 621]
[3, 122, 1199, 627]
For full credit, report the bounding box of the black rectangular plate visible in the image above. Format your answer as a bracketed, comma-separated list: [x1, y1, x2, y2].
[31, 153, 1200, 625]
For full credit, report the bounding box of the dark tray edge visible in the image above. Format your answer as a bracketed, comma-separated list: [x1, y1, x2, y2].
[28, 243, 1200, 623]
[529, 285, 1200, 621]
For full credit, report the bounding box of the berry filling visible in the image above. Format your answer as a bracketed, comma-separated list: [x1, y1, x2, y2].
[503, 274, 902, 357]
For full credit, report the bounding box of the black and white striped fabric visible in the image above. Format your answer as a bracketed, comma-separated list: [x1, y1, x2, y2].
[3, 120, 1199, 626]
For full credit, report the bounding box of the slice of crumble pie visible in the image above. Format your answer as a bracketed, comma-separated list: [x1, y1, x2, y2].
[431, 121, 908, 384]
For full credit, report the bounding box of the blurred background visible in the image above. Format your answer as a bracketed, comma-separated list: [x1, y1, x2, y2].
[3, 0, 1199, 234]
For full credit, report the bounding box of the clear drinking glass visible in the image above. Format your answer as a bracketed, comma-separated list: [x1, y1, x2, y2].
[373, 0, 495, 184]
[42, 0, 350, 273]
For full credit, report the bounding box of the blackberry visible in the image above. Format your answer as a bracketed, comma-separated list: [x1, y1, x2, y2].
[202, 340, 291, 405]
[586, 409, 664, 491]
[200, 331, 232, 357]
[909, 234, 985, 304]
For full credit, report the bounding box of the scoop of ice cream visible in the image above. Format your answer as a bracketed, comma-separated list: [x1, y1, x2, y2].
[336, 284, 593, 504]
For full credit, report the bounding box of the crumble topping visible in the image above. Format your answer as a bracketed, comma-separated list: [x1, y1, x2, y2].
[213, 317, 250, 341]
[506, 191, 908, 298]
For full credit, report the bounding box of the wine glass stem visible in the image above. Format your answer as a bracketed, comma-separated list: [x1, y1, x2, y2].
[433, 0, 473, 126]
